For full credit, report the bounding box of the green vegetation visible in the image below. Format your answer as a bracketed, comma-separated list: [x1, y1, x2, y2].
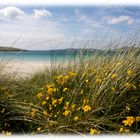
[0, 46, 24, 51]
[0, 45, 140, 135]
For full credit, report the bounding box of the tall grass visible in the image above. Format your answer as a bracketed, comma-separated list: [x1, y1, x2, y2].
[0, 39, 140, 135]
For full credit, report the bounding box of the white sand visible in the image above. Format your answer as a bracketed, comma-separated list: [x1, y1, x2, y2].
[2, 60, 52, 78]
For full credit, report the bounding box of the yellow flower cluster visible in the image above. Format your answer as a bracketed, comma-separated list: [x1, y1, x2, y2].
[74, 116, 79, 121]
[89, 128, 100, 135]
[63, 110, 71, 117]
[122, 116, 135, 126]
[58, 97, 64, 104]
[55, 72, 76, 85]
[83, 99, 89, 105]
[37, 93, 43, 99]
[63, 87, 68, 92]
[52, 98, 58, 107]
[71, 104, 76, 111]
[37, 127, 41, 131]
[124, 82, 136, 90]
[82, 105, 91, 112]
[119, 128, 130, 133]
[111, 73, 117, 79]
[68, 71, 76, 78]
[63, 102, 69, 110]
[127, 69, 134, 76]
[42, 101, 47, 106]
[56, 75, 67, 85]
[46, 84, 57, 94]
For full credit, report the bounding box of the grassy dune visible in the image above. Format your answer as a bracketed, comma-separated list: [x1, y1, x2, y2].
[0, 46, 140, 135]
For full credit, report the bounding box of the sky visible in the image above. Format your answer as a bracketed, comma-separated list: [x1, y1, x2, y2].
[0, 5, 140, 50]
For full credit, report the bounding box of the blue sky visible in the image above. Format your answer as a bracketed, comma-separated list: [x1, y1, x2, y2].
[0, 5, 140, 50]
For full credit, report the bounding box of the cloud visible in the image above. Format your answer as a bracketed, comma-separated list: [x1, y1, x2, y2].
[104, 15, 134, 25]
[33, 9, 52, 19]
[0, 6, 24, 20]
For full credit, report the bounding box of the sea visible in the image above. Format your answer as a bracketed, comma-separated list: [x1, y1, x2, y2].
[0, 50, 78, 63]
[0, 49, 93, 63]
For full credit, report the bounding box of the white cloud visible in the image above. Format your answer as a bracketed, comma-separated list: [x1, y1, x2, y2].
[0, 6, 24, 20]
[104, 15, 134, 25]
[33, 9, 52, 19]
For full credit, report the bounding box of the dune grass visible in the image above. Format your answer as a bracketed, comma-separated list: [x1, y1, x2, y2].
[0, 46, 140, 135]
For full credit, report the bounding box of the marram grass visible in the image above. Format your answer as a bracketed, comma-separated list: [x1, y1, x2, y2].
[0, 48, 140, 135]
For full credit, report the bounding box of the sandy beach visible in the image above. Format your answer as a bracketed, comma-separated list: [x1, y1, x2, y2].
[2, 59, 71, 78]
[2, 60, 52, 77]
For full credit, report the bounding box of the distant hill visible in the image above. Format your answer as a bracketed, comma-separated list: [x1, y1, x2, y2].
[40, 47, 140, 56]
[0, 46, 24, 51]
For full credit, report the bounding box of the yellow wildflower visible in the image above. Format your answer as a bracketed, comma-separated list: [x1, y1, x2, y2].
[122, 116, 135, 126]
[46, 96, 49, 100]
[124, 82, 131, 89]
[89, 128, 100, 135]
[37, 93, 43, 99]
[124, 83, 136, 90]
[119, 128, 130, 133]
[71, 104, 76, 110]
[74, 116, 79, 121]
[58, 97, 64, 104]
[68, 71, 76, 78]
[86, 79, 89, 83]
[56, 75, 65, 85]
[83, 99, 89, 105]
[37, 127, 41, 131]
[63, 110, 71, 116]
[111, 73, 117, 79]
[63, 87, 68, 92]
[127, 69, 134, 76]
[82, 105, 91, 112]
[52, 99, 58, 107]
[63, 102, 69, 110]
[136, 116, 140, 122]
[42, 101, 47, 106]
[46, 84, 57, 94]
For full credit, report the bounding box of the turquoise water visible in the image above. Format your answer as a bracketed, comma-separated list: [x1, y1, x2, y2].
[0, 51, 79, 62]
